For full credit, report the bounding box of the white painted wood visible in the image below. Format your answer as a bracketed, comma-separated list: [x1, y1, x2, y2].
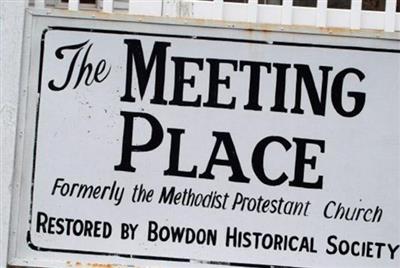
[68, 0, 79, 11]
[0, 1, 26, 267]
[27, 0, 397, 33]
[281, 0, 293, 25]
[223, 2, 250, 22]
[103, 0, 114, 13]
[316, 0, 327, 27]
[192, 1, 219, 20]
[163, 0, 178, 17]
[129, 0, 162, 16]
[350, 0, 362, 30]
[384, 0, 397, 32]
[248, 0, 258, 23]
[45, 0, 56, 6]
[34, 0, 45, 9]
[215, 0, 224, 20]
[113, 0, 129, 10]
[26, 0, 399, 32]
[2, 1, 399, 268]
[179, 0, 193, 17]
[257, 4, 282, 25]
[8, 10, 400, 268]
[292, 6, 316, 26]
[361, 10, 385, 30]
[326, 9, 351, 29]
[128, 0, 134, 14]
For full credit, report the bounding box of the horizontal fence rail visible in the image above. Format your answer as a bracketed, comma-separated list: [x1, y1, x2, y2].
[32, 0, 400, 32]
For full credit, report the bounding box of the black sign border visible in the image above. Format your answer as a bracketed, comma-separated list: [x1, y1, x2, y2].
[27, 26, 400, 268]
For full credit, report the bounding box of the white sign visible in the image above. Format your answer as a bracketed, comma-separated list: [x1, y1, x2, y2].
[13, 23, 400, 268]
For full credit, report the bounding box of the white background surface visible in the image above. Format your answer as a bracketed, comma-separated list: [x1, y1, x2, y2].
[1, 7, 394, 267]
[8, 16, 400, 267]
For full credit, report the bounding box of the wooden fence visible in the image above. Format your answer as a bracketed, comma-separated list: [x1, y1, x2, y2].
[31, 0, 400, 32]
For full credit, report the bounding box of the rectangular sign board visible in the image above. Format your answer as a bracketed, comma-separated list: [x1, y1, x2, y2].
[10, 14, 400, 268]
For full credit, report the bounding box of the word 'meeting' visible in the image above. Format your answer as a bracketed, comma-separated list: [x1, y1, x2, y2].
[49, 39, 368, 190]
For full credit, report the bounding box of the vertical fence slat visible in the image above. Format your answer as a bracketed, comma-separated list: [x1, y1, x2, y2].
[215, 0, 224, 20]
[281, 0, 293, 25]
[316, 0, 327, 27]
[128, 0, 163, 16]
[68, 0, 79, 11]
[103, 0, 113, 13]
[34, 0, 45, 8]
[384, 0, 396, 32]
[163, 0, 178, 17]
[350, 0, 362, 29]
[248, 0, 258, 23]
[128, 0, 134, 14]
